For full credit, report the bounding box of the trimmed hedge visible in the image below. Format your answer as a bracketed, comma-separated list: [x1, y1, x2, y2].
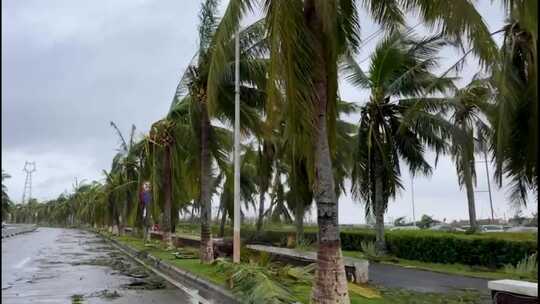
[176, 223, 537, 268]
[385, 231, 537, 268]
[245, 228, 536, 268]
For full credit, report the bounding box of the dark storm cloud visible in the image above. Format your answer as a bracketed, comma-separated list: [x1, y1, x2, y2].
[1, 0, 536, 220]
[2, 0, 202, 200]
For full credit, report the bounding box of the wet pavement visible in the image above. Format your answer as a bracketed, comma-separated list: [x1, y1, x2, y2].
[2, 227, 196, 303]
[370, 262, 490, 294]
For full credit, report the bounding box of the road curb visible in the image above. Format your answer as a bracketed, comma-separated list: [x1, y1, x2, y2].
[1, 224, 37, 239]
[98, 232, 237, 304]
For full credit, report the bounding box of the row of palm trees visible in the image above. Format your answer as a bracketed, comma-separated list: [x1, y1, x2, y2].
[7, 1, 536, 303]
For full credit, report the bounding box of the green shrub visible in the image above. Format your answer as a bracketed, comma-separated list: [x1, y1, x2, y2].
[176, 222, 537, 268]
[360, 241, 379, 257]
[243, 228, 536, 268]
[385, 231, 537, 268]
[504, 253, 538, 280]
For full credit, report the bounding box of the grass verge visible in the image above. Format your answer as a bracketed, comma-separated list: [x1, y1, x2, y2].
[105, 232, 488, 304]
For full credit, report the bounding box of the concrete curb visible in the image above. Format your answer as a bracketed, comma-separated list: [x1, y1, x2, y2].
[1, 224, 37, 239]
[98, 232, 237, 304]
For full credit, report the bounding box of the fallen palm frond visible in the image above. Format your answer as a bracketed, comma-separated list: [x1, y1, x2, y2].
[347, 282, 382, 299]
[215, 259, 296, 304]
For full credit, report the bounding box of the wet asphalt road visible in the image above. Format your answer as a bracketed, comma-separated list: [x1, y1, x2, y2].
[2, 227, 195, 304]
[370, 262, 490, 294]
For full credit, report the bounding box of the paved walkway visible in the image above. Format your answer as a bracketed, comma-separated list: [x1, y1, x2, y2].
[247, 244, 489, 295]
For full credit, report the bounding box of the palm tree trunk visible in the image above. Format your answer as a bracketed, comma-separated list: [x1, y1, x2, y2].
[163, 145, 173, 247]
[111, 198, 119, 235]
[307, 3, 349, 302]
[256, 189, 265, 235]
[200, 103, 214, 263]
[118, 200, 125, 235]
[295, 199, 304, 245]
[219, 206, 227, 238]
[374, 175, 386, 254]
[463, 157, 478, 231]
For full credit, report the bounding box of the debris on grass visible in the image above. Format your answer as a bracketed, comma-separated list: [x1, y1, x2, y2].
[347, 282, 381, 299]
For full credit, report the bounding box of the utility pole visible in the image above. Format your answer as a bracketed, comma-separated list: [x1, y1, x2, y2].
[233, 27, 241, 263]
[21, 161, 36, 204]
[411, 176, 416, 226]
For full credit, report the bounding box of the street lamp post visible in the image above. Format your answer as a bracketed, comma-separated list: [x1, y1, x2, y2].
[233, 28, 241, 263]
[411, 177, 416, 227]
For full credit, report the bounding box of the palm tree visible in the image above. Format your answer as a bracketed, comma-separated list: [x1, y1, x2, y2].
[217, 146, 258, 237]
[447, 79, 493, 231]
[254, 131, 276, 235]
[149, 119, 176, 247]
[209, 0, 496, 301]
[489, 0, 537, 205]
[346, 30, 454, 253]
[283, 100, 357, 244]
[109, 122, 139, 235]
[170, 0, 266, 263]
[102, 166, 126, 234]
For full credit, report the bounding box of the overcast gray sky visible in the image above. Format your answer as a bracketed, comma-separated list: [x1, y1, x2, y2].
[2, 0, 536, 224]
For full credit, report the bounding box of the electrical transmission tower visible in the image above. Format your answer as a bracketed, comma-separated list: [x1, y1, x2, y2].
[22, 161, 36, 204]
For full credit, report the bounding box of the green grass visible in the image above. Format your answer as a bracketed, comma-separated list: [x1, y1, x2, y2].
[290, 283, 485, 303]
[343, 250, 537, 282]
[123, 225, 537, 283]
[108, 232, 488, 303]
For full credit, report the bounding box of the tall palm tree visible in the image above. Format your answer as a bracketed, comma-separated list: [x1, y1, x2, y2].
[447, 79, 493, 231]
[283, 100, 357, 244]
[346, 30, 455, 253]
[489, 0, 537, 205]
[170, 0, 266, 263]
[254, 130, 276, 235]
[218, 146, 258, 236]
[209, 1, 496, 301]
[149, 119, 176, 247]
[109, 122, 139, 235]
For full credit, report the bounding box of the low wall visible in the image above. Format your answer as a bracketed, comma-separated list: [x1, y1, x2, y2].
[102, 233, 237, 304]
[1, 224, 37, 238]
[145, 230, 233, 258]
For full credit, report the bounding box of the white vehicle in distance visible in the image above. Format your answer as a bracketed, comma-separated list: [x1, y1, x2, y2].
[506, 226, 538, 233]
[390, 226, 420, 231]
[480, 225, 505, 233]
[429, 224, 466, 232]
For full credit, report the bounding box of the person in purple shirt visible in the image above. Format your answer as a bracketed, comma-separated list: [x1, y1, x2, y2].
[140, 182, 152, 242]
